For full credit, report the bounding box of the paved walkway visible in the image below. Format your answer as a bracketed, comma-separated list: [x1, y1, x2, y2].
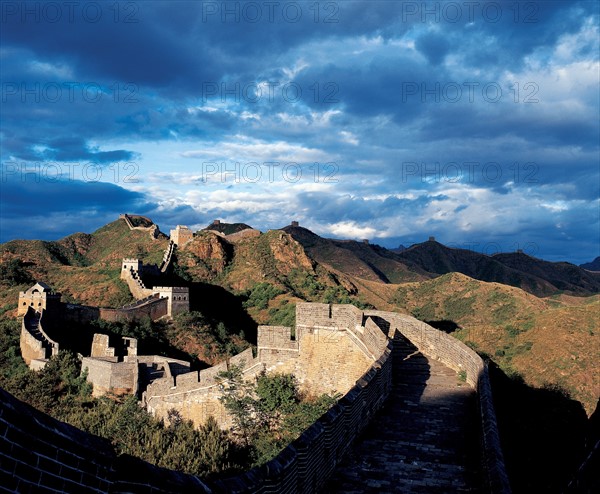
[323, 336, 482, 493]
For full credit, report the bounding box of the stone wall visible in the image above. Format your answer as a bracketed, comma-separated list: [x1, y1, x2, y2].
[256, 325, 299, 367]
[204, 309, 510, 494]
[159, 240, 177, 271]
[0, 387, 211, 493]
[62, 303, 100, 324]
[121, 266, 154, 300]
[98, 296, 168, 322]
[365, 310, 512, 494]
[143, 349, 265, 429]
[20, 308, 58, 368]
[9, 302, 510, 493]
[144, 304, 385, 430]
[210, 341, 393, 492]
[81, 358, 139, 397]
[154, 286, 190, 317]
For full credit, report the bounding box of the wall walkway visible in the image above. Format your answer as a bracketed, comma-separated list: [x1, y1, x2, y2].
[324, 335, 482, 492]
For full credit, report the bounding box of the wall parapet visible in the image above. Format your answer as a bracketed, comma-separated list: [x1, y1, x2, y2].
[20, 307, 59, 368]
[365, 310, 512, 494]
[0, 387, 211, 493]
[209, 341, 393, 492]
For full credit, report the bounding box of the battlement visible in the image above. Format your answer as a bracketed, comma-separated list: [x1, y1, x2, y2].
[296, 302, 364, 330]
[18, 282, 62, 316]
[170, 225, 194, 246]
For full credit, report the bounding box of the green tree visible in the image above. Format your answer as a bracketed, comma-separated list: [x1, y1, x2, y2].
[218, 367, 338, 466]
[0, 259, 32, 285]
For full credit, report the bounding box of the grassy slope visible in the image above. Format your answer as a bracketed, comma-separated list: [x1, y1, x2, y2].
[1, 218, 168, 308]
[388, 272, 599, 415]
[2, 218, 597, 416]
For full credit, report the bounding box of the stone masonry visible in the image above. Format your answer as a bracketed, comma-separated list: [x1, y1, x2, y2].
[170, 225, 194, 246]
[143, 303, 389, 429]
[10, 294, 511, 493]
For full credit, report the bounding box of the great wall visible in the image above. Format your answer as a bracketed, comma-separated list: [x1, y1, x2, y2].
[3, 216, 515, 493]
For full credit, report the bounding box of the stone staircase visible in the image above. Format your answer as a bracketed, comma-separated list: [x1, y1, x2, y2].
[323, 335, 482, 493]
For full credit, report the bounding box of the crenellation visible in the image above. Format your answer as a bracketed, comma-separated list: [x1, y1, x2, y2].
[12, 270, 510, 493]
[296, 302, 332, 327]
[170, 225, 193, 246]
[17, 282, 61, 316]
[198, 361, 228, 386]
[330, 304, 364, 329]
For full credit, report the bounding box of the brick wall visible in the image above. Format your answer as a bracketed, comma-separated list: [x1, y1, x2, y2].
[4, 304, 511, 493]
[98, 297, 168, 323]
[365, 310, 512, 494]
[20, 308, 59, 368]
[209, 342, 393, 493]
[81, 358, 138, 397]
[19, 325, 46, 366]
[0, 388, 212, 493]
[296, 303, 332, 327]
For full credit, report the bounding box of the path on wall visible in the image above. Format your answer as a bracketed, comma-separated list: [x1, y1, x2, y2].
[324, 335, 482, 493]
[159, 240, 176, 273]
[24, 309, 56, 358]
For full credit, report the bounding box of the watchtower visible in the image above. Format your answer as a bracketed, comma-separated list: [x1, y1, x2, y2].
[121, 259, 142, 279]
[155, 287, 190, 317]
[170, 225, 193, 246]
[18, 282, 62, 316]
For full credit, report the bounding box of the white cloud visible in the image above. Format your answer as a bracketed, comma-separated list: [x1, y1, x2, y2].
[339, 130, 359, 145]
[180, 137, 334, 163]
[327, 221, 378, 239]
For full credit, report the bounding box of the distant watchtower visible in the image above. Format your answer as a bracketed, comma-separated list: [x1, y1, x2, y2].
[170, 225, 193, 246]
[121, 259, 142, 279]
[155, 287, 190, 317]
[428, 236, 436, 242]
[291, 221, 299, 227]
[18, 282, 62, 316]
[213, 219, 221, 225]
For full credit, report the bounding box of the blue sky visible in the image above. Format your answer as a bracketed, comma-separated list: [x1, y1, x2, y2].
[1, 1, 598, 264]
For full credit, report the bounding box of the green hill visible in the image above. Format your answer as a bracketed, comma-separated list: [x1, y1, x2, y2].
[0, 217, 168, 308]
[389, 272, 600, 415]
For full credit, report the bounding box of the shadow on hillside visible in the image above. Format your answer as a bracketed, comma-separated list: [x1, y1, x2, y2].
[141, 272, 258, 344]
[425, 319, 461, 334]
[188, 282, 258, 345]
[45, 318, 193, 364]
[488, 361, 590, 494]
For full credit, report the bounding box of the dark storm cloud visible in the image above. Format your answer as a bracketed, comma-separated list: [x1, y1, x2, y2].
[0, 0, 598, 262]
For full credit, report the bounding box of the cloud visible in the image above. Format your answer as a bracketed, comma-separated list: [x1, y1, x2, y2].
[0, 0, 598, 264]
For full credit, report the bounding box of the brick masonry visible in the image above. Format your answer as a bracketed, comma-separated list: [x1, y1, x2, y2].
[0, 388, 211, 493]
[143, 303, 386, 430]
[6, 302, 511, 493]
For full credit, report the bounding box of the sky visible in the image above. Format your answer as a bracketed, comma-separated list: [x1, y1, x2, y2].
[0, 0, 599, 264]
